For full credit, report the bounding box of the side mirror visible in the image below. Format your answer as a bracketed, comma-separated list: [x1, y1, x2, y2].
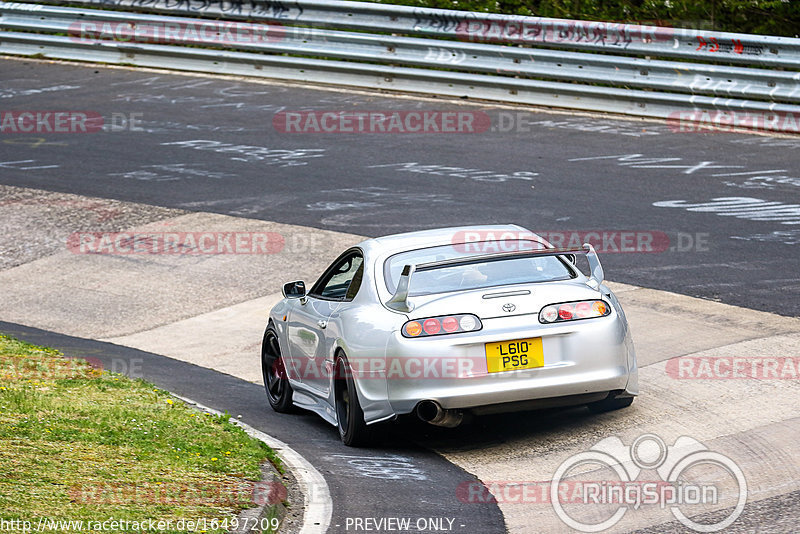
[282, 281, 306, 299]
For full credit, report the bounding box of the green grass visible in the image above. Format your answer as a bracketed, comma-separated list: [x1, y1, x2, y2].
[0, 334, 282, 533]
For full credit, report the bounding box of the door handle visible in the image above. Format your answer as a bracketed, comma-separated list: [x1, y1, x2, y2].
[317, 320, 327, 329]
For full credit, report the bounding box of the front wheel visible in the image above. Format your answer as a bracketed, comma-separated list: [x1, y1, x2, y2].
[261, 326, 294, 413]
[334, 354, 373, 447]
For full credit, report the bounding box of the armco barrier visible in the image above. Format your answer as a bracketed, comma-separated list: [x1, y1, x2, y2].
[1, 1, 798, 130]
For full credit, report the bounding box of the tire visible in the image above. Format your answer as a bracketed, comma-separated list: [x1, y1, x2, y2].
[334, 354, 373, 447]
[587, 395, 634, 414]
[261, 326, 295, 413]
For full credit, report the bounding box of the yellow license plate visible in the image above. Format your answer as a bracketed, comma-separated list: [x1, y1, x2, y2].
[485, 337, 544, 373]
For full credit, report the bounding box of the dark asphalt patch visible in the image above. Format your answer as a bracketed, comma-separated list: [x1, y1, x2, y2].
[1, 59, 798, 316]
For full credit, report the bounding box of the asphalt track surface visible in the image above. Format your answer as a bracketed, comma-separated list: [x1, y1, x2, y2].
[1, 59, 799, 316]
[0, 320, 506, 534]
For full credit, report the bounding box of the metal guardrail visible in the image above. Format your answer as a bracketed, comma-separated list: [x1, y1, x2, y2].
[1, 1, 799, 130]
[25, 0, 800, 68]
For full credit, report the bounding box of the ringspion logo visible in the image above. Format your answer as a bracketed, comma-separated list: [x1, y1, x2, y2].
[551, 434, 746, 532]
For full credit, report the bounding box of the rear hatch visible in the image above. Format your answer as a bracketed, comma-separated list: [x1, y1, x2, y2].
[406, 281, 601, 321]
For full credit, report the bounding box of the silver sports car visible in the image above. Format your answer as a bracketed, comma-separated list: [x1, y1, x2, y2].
[261, 225, 638, 446]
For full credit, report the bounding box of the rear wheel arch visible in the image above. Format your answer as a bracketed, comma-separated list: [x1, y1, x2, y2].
[333, 348, 354, 403]
[333, 349, 373, 446]
[333, 347, 371, 406]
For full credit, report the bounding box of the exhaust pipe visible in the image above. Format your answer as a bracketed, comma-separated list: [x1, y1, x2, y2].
[416, 400, 463, 428]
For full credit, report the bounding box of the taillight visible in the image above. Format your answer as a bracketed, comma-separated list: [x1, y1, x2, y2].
[402, 314, 482, 338]
[423, 318, 441, 335]
[404, 321, 422, 337]
[539, 300, 611, 324]
[441, 316, 459, 332]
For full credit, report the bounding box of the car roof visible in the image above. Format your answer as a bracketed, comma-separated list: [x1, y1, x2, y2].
[357, 224, 533, 257]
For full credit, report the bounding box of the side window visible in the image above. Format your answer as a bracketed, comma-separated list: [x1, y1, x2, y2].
[312, 253, 364, 301]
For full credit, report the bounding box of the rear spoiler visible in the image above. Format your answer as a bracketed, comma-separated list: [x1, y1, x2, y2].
[385, 243, 604, 313]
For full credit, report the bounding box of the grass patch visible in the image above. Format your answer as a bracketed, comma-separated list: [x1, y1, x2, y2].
[0, 334, 282, 533]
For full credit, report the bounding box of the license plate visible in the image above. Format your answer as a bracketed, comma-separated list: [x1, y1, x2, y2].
[485, 337, 544, 373]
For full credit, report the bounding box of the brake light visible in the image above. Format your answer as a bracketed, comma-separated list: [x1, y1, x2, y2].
[402, 314, 482, 338]
[539, 300, 611, 324]
[423, 318, 441, 335]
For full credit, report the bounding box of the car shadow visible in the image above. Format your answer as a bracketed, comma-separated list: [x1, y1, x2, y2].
[386, 405, 600, 453]
[282, 400, 624, 455]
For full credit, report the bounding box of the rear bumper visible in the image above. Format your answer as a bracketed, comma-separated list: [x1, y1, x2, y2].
[380, 311, 636, 416]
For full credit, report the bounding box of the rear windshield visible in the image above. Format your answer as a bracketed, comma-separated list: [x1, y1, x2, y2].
[384, 240, 575, 296]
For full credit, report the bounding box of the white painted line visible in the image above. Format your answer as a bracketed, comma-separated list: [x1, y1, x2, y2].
[172, 394, 333, 534]
[711, 169, 787, 177]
